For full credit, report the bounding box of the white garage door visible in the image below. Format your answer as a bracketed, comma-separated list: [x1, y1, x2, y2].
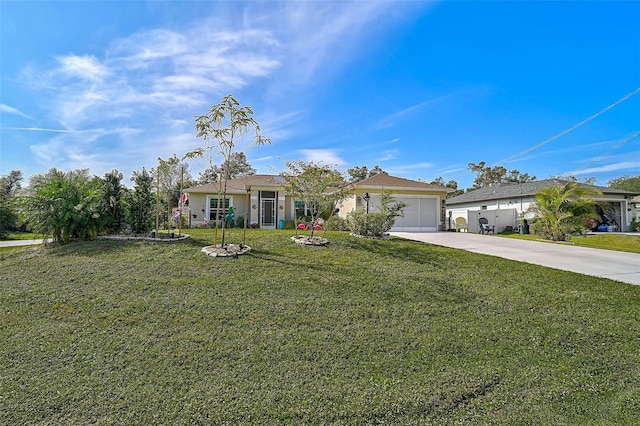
[369, 196, 438, 232]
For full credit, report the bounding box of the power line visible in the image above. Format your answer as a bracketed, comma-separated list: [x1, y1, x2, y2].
[492, 87, 640, 166]
[561, 129, 640, 176]
[444, 87, 640, 181]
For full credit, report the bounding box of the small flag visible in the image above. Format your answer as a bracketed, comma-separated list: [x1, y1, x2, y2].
[181, 192, 189, 207]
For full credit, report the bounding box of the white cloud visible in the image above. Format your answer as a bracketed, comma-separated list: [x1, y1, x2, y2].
[15, 1, 426, 179]
[386, 162, 433, 175]
[572, 161, 640, 175]
[298, 149, 346, 167]
[0, 104, 32, 119]
[376, 149, 399, 162]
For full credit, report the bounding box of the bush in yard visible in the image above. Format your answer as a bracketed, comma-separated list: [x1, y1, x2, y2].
[347, 190, 407, 238]
[324, 215, 349, 231]
[18, 168, 104, 243]
[529, 182, 601, 241]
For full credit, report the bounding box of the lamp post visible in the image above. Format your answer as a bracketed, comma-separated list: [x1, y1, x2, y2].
[363, 192, 370, 214]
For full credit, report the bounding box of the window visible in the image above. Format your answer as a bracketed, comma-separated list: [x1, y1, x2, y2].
[209, 198, 230, 221]
[295, 200, 310, 217]
[481, 205, 487, 210]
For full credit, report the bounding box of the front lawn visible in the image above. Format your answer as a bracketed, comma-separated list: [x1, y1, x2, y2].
[1, 229, 639, 424]
[500, 232, 640, 254]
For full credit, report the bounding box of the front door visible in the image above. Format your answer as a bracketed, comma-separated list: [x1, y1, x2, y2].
[260, 194, 276, 229]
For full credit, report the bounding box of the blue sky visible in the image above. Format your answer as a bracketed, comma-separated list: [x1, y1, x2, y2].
[1, 0, 638, 189]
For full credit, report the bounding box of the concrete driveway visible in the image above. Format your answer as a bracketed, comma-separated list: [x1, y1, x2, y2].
[390, 232, 640, 286]
[0, 239, 47, 247]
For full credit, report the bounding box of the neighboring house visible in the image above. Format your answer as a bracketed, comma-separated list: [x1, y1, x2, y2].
[184, 173, 452, 232]
[446, 179, 639, 233]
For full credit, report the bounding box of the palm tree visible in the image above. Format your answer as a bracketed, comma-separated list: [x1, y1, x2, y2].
[529, 182, 601, 241]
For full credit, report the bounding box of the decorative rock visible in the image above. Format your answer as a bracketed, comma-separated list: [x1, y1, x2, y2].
[99, 234, 190, 242]
[290, 235, 329, 246]
[201, 243, 252, 257]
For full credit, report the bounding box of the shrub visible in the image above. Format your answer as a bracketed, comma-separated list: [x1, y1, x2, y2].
[324, 215, 348, 231]
[18, 168, 104, 242]
[347, 190, 407, 238]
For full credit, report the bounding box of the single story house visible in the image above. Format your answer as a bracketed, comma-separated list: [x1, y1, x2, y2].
[446, 179, 639, 233]
[184, 173, 452, 232]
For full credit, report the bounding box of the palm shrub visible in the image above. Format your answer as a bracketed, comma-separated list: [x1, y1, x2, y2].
[529, 182, 601, 241]
[18, 168, 104, 243]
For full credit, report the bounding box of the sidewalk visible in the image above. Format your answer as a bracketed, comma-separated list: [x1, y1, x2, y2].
[0, 239, 48, 247]
[390, 232, 640, 286]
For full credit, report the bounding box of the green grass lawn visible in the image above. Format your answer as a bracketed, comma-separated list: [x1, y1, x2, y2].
[2, 229, 639, 424]
[500, 232, 640, 254]
[0, 231, 41, 241]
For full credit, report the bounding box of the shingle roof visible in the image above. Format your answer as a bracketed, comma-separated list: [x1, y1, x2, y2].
[185, 174, 285, 193]
[446, 178, 637, 205]
[186, 173, 451, 194]
[351, 173, 452, 192]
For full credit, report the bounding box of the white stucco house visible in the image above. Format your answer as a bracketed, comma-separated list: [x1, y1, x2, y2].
[445, 179, 639, 233]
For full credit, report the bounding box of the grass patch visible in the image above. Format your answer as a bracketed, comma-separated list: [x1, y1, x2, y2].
[1, 229, 639, 424]
[500, 232, 640, 254]
[0, 231, 41, 241]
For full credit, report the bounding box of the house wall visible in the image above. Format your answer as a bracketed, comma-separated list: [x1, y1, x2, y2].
[337, 189, 447, 232]
[447, 195, 636, 232]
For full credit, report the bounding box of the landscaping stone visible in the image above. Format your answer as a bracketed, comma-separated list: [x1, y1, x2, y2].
[202, 243, 252, 257]
[290, 235, 329, 246]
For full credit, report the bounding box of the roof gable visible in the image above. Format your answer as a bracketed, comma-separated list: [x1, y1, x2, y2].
[447, 179, 638, 205]
[353, 173, 452, 192]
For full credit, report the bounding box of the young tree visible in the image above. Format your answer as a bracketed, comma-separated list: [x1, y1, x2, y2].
[528, 182, 601, 241]
[18, 168, 104, 242]
[198, 152, 257, 184]
[155, 154, 194, 208]
[280, 160, 348, 238]
[128, 168, 154, 234]
[0, 170, 23, 236]
[185, 95, 271, 246]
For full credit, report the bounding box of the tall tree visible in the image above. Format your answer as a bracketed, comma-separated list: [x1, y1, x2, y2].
[280, 160, 348, 238]
[185, 95, 271, 246]
[198, 152, 256, 184]
[155, 154, 193, 208]
[468, 161, 536, 189]
[608, 175, 640, 193]
[528, 182, 601, 241]
[430, 176, 464, 198]
[0, 170, 23, 236]
[18, 168, 103, 242]
[347, 165, 386, 183]
[128, 168, 154, 234]
[99, 169, 127, 234]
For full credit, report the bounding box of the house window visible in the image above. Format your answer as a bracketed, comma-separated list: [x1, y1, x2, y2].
[209, 198, 230, 221]
[295, 200, 310, 218]
[481, 205, 487, 210]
